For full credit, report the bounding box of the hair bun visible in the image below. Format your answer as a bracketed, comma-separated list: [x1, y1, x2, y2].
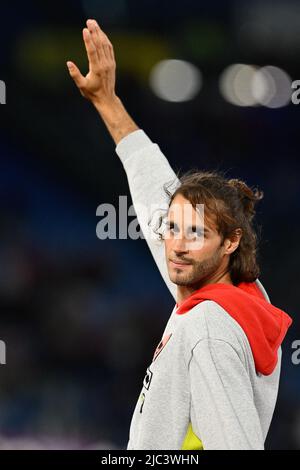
[228, 178, 264, 219]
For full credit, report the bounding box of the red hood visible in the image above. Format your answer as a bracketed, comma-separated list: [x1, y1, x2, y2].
[176, 282, 293, 375]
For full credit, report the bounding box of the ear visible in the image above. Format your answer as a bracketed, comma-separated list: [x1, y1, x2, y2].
[223, 228, 243, 255]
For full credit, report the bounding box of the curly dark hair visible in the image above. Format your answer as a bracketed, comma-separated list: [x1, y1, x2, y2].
[156, 169, 264, 286]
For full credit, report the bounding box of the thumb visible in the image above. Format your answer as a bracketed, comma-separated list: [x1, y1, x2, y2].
[66, 61, 86, 89]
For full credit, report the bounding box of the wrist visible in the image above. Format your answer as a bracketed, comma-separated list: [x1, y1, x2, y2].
[93, 95, 139, 144]
[93, 95, 123, 124]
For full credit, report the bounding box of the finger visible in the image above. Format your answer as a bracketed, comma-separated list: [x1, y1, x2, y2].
[86, 19, 110, 62]
[87, 19, 110, 44]
[66, 61, 86, 89]
[107, 42, 115, 63]
[82, 28, 99, 70]
[90, 19, 114, 62]
[85, 19, 101, 60]
[86, 19, 105, 62]
[95, 21, 115, 62]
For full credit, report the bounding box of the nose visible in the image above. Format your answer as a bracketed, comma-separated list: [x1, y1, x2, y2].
[172, 235, 189, 254]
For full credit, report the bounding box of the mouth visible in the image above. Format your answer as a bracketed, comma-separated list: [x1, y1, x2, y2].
[169, 259, 192, 268]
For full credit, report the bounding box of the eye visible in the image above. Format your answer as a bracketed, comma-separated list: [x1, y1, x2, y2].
[187, 226, 204, 238]
[165, 221, 179, 234]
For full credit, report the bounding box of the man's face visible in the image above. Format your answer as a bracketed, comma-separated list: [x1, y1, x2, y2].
[164, 194, 228, 287]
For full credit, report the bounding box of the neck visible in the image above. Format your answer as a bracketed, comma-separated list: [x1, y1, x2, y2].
[176, 270, 232, 305]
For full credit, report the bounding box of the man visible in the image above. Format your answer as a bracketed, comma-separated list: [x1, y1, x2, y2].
[67, 19, 292, 450]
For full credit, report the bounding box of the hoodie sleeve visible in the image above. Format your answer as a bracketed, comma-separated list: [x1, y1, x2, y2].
[116, 129, 178, 300]
[188, 338, 264, 450]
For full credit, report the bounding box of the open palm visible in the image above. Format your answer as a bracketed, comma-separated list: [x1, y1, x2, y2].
[67, 19, 117, 106]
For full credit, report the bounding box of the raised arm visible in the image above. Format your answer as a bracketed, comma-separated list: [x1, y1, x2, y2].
[67, 18, 178, 299]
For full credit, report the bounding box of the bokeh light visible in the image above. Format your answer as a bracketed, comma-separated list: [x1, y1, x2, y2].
[219, 63, 292, 108]
[252, 66, 292, 108]
[149, 59, 202, 102]
[219, 63, 258, 107]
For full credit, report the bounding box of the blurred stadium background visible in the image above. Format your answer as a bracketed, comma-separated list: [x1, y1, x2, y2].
[0, 0, 299, 449]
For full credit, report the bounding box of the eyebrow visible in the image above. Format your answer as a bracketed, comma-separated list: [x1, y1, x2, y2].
[167, 220, 210, 234]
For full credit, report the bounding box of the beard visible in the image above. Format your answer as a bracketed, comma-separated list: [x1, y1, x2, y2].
[168, 247, 223, 287]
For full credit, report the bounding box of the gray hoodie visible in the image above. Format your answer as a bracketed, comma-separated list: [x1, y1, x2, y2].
[115, 129, 292, 450]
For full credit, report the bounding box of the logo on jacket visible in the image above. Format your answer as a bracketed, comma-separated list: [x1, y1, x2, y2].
[143, 367, 153, 390]
[152, 333, 172, 362]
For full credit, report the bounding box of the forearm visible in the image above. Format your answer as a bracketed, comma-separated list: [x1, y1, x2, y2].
[94, 96, 139, 145]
